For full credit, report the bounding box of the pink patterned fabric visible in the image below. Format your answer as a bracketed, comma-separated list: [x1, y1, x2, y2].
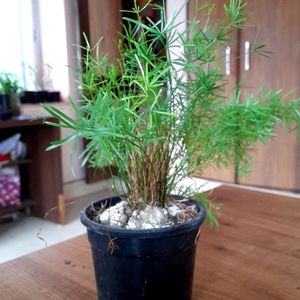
[0, 174, 21, 208]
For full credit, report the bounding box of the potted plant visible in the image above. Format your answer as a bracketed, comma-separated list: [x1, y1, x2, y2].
[21, 64, 61, 104]
[43, 1, 300, 299]
[42, 63, 61, 103]
[0, 82, 10, 120]
[0, 72, 22, 116]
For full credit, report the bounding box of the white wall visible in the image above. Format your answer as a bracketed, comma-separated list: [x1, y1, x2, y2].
[167, 0, 187, 55]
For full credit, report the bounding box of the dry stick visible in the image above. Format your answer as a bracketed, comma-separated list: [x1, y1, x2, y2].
[36, 201, 120, 254]
[36, 201, 76, 247]
[106, 233, 119, 254]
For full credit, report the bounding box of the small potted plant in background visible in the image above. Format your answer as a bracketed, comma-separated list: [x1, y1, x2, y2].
[21, 64, 61, 104]
[0, 72, 22, 117]
[43, 1, 300, 299]
[42, 64, 61, 103]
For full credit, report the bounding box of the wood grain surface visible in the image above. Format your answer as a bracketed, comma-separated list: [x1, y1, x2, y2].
[238, 0, 300, 190]
[188, 0, 238, 183]
[86, 0, 122, 64]
[0, 186, 299, 299]
[77, 0, 122, 185]
[189, 0, 300, 191]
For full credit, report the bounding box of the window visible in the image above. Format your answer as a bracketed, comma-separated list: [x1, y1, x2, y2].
[0, 0, 36, 89]
[0, 0, 72, 95]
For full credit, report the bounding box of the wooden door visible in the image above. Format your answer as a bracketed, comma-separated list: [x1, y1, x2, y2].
[238, 0, 300, 190]
[78, 0, 122, 61]
[188, 0, 238, 183]
[78, 0, 122, 183]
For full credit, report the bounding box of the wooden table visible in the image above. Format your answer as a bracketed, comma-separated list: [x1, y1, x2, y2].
[1, 186, 300, 299]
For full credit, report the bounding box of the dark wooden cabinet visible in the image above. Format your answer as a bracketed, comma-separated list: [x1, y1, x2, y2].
[189, 0, 300, 191]
[0, 118, 63, 222]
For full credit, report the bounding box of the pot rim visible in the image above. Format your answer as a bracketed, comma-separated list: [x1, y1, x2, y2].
[80, 195, 206, 238]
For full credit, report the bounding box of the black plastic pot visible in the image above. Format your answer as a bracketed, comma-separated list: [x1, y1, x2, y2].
[20, 91, 33, 104]
[81, 196, 206, 300]
[0, 93, 11, 120]
[47, 91, 61, 103]
[34, 91, 48, 103]
[9, 92, 21, 115]
[20, 91, 49, 104]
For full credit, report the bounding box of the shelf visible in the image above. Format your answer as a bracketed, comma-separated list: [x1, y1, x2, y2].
[0, 200, 35, 218]
[0, 116, 56, 129]
[0, 115, 62, 223]
[0, 159, 32, 168]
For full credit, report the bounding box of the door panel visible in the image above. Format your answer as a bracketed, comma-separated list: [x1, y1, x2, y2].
[78, 0, 122, 183]
[238, 0, 300, 190]
[188, 0, 238, 183]
[87, 0, 122, 62]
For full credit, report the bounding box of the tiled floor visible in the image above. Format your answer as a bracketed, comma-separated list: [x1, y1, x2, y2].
[0, 178, 220, 264]
[0, 189, 114, 264]
[0, 215, 85, 264]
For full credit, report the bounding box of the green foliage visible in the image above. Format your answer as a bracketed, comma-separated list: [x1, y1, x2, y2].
[192, 192, 221, 228]
[0, 72, 22, 94]
[43, 0, 300, 222]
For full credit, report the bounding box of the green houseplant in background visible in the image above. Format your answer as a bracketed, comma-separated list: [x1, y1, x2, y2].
[43, 1, 300, 299]
[21, 64, 61, 104]
[0, 72, 22, 116]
